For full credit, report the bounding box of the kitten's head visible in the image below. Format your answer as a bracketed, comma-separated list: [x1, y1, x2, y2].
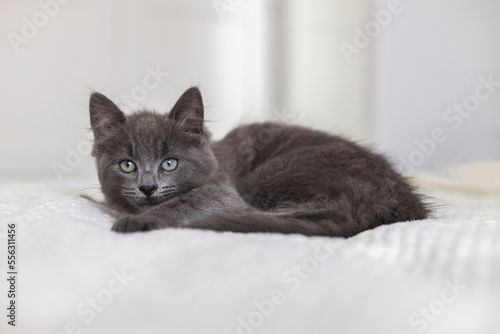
[89, 87, 217, 214]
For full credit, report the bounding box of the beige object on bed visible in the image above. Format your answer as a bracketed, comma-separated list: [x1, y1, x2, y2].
[414, 161, 500, 195]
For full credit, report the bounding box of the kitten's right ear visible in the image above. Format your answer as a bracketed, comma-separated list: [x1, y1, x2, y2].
[89, 92, 127, 139]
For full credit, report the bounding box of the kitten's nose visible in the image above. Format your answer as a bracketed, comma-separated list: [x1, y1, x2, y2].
[139, 185, 157, 197]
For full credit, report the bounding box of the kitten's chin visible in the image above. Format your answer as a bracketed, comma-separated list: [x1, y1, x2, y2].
[130, 197, 167, 213]
[109, 195, 170, 214]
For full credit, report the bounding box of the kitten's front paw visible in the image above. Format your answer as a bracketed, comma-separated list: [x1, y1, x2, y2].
[112, 215, 162, 233]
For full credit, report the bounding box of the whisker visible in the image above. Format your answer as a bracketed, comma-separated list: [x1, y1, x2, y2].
[158, 192, 177, 197]
[158, 186, 176, 191]
[158, 188, 176, 194]
[61, 185, 102, 197]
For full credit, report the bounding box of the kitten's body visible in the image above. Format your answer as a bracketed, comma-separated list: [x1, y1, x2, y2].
[90, 87, 428, 237]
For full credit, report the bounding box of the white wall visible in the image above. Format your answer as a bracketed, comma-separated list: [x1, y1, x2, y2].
[0, 0, 274, 182]
[0, 0, 372, 183]
[371, 0, 500, 171]
[284, 0, 372, 140]
[1, 0, 499, 184]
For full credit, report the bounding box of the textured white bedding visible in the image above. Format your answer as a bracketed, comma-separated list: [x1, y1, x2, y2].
[1, 171, 500, 334]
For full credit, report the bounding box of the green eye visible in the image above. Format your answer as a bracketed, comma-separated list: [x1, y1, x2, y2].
[120, 160, 136, 173]
[161, 158, 178, 171]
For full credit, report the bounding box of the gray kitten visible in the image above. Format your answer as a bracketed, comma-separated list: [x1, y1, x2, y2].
[89, 87, 429, 237]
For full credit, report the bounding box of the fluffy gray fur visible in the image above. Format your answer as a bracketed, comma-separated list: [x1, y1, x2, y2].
[89, 87, 429, 237]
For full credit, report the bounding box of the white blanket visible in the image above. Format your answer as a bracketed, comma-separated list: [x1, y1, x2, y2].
[1, 172, 500, 334]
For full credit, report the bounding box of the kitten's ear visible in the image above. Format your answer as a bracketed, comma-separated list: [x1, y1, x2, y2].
[89, 92, 127, 139]
[167, 87, 204, 135]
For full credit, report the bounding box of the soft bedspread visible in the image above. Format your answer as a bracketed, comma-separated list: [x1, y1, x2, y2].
[1, 172, 500, 334]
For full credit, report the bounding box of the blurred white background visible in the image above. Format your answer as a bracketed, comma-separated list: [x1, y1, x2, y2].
[0, 0, 499, 182]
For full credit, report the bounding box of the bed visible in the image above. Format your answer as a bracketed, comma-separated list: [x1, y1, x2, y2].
[1, 162, 499, 334]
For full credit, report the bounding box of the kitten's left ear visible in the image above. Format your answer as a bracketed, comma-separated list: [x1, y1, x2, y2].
[167, 87, 204, 135]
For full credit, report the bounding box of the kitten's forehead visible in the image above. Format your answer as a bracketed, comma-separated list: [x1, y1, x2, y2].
[124, 111, 181, 159]
[128, 110, 167, 130]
